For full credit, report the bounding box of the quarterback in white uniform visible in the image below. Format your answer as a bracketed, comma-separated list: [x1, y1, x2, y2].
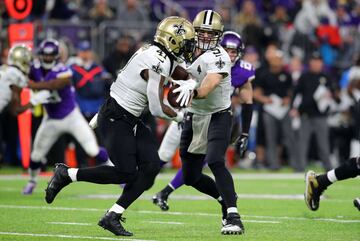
[153, 31, 254, 216]
[44, 16, 196, 237]
[172, 10, 245, 235]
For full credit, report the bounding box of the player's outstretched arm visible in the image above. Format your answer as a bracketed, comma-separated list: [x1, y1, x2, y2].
[28, 77, 71, 91]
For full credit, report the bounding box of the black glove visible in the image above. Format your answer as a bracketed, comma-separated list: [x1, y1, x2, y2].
[233, 134, 249, 158]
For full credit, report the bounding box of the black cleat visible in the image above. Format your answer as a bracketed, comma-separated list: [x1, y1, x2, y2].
[152, 192, 169, 211]
[221, 213, 244, 235]
[354, 198, 360, 211]
[45, 163, 72, 204]
[98, 211, 133, 236]
[304, 170, 325, 211]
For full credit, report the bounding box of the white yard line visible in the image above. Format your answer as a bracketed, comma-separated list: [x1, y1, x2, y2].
[143, 221, 184, 225]
[47, 222, 92, 226]
[0, 231, 156, 241]
[0, 173, 307, 180]
[0, 204, 358, 224]
[80, 193, 306, 200]
[244, 220, 280, 224]
[1, 173, 359, 181]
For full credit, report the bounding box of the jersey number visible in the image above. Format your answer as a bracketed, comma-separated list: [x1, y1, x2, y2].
[240, 61, 252, 71]
[156, 49, 167, 63]
[212, 49, 221, 57]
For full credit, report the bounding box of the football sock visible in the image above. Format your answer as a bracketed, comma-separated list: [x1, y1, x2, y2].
[327, 169, 337, 183]
[29, 160, 42, 183]
[29, 168, 40, 183]
[159, 184, 174, 198]
[227, 207, 238, 214]
[316, 173, 332, 190]
[109, 203, 125, 214]
[68, 168, 78, 182]
[170, 168, 185, 189]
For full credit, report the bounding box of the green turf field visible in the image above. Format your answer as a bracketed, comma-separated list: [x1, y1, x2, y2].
[0, 169, 359, 241]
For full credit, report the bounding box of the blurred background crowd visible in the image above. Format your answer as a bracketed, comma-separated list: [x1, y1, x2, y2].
[0, 0, 359, 172]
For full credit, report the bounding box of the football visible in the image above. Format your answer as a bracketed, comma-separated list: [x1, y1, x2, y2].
[167, 84, 181, 108]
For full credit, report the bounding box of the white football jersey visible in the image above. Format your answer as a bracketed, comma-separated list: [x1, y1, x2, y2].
[0, 65, 28, 113]
[110, 44, 177, 117]
[186, 46, 232, 115]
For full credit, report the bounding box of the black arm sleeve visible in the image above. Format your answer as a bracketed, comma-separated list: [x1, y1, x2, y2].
[241, 103, 253, 135]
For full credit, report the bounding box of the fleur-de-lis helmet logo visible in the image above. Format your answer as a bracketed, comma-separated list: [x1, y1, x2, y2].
[173, 24, 186, 36]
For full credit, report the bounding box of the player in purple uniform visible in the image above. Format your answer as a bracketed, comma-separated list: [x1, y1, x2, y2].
[22, 39, 109, 194]
[152, 31, 254, 213]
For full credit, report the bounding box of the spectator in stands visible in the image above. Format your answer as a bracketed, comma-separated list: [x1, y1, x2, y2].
[233, 0, 265, 50]
[290, 52, 334, 171]
[315, 17, 341, 67]
[294, 0, 337, 35]
[233, 0, 262, 28]
[288, 56, 303, 85]
[267, 4, 291, 44]
[254, 50, 297, 170]
[149, 0, 188, 22]
[215, 2, 233, 29]
[87, 0, 115, 25]
[292, 0, 337, 61]
[116, 0, 150, 40]
[243, 46, 260, 68]
[50, 0, 80, 22]
[103, 35, 135, 78]
[335, 3, 360, 70]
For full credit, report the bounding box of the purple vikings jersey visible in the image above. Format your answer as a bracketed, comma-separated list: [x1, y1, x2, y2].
[231, 60, 255, 88]
[30, 60, 75, 119]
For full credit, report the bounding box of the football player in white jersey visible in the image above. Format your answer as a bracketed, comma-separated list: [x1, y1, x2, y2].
[170, 10, 245, 235]
[44, 16, 196, 236]
[0, 45, 50, 115]
[152, 31, 255, 217]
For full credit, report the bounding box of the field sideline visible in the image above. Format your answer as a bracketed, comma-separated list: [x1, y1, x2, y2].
[0, 169, 359, 241]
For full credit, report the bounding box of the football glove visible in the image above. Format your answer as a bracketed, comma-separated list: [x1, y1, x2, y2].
[29, 90, 52, 106]
[172, 79, 197, 107]
[233, 134, 249, 158]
